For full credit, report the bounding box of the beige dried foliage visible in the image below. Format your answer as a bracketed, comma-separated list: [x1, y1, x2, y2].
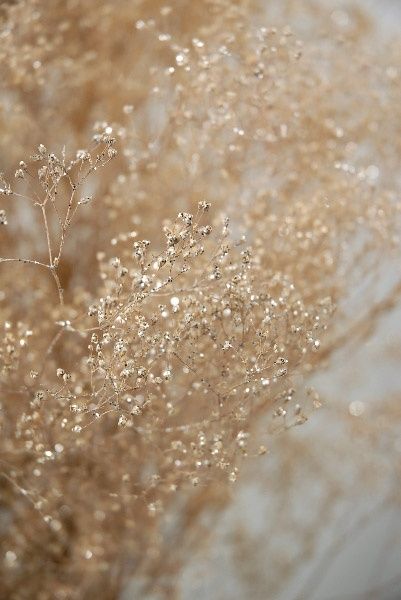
[0, 1, 400, 599]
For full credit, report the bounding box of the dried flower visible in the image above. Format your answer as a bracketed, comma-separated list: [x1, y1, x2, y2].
[0, 2, 400, 599]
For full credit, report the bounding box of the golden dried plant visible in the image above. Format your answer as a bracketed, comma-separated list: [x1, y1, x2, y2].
[0, 1, 400, 599]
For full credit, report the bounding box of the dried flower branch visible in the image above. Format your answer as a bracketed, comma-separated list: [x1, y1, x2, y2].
[0, 1, 400, 599]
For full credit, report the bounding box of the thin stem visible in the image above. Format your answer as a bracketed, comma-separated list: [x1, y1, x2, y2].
[40, 204, 53, 266]
[51, 267, 64, 305]
[56, 185, 75, 264]
[40, 203, 65, 304]
[0, 257, 49, 269]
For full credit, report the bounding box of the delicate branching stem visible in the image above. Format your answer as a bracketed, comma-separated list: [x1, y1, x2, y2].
[38, 201, 65, 304]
